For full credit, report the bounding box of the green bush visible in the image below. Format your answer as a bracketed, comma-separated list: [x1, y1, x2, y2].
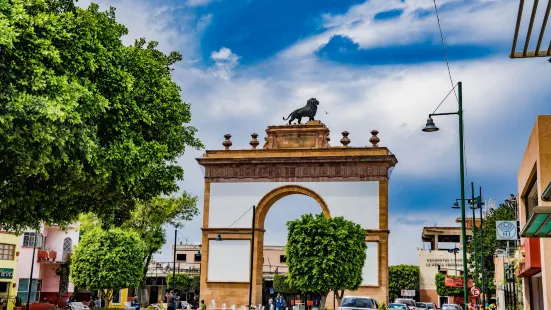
[378, 302, 388, 310]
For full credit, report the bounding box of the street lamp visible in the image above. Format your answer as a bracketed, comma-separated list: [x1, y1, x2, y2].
[422, 81, 469, 309]
[447, 247, 460, 276]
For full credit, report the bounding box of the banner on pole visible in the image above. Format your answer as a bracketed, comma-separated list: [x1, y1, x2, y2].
[496, 221, 517, 240]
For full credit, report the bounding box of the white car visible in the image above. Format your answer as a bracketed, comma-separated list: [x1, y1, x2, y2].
[339, 296, 380, 310]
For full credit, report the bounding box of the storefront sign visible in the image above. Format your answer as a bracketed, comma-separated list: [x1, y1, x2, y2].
[444, 277, 474, 288]
[0, 268, 14, 279]
[401, 290, 415, 297]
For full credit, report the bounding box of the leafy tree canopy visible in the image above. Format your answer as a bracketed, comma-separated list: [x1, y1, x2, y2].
[388, 265, 419, 302]
[166, 273, 191, 293]
[0, 0, 202, 232]
[79, 192, 199, 306]
[273, 274, 298, 294]
[286, 213, 367, 309]
[466, 196, 517, 295]
[70, 227, 146, 296]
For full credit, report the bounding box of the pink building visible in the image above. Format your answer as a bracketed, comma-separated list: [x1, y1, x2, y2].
[16, 224, 79, 306]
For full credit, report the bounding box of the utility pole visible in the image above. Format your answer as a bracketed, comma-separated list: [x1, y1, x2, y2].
[26, 231, 39, 307]
[173, 229, 177, 290]
[479, 187, 486, 310]
[470, 182, 478, 308]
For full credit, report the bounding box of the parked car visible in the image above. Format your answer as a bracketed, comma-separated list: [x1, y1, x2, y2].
[441, 304, 461, 310]
[416, 303, 428, 310]
[388, 303, 411, 310]
[418, 302, 437, 310]
[394, 299, 417, 310]
[339, 296, 380, 310]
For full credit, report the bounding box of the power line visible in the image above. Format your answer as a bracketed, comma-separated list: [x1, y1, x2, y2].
[432, 0, 458, 103]
[228, 205, 254, 228]
[433, 83, 458, 114]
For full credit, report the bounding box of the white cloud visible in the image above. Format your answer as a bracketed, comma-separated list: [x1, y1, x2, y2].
[279, 0, 518, 59]
[210, 47, 240, 79]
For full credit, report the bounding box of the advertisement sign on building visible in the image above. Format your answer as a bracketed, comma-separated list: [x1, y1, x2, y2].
[0, 268, 14, 279]
[496, 221, 518, 240]
[401, 290, 415, 297]
[444, 277, 474, 288]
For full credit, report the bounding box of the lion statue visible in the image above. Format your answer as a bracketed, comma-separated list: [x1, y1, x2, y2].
[282, 98, 319, 125]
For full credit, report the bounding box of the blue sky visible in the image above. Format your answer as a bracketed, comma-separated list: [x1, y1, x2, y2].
[79, 0, 551, 265]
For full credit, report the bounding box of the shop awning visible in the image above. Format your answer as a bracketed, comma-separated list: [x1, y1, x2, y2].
[510, 0, 551, 58]
[521, 206, 551, 237]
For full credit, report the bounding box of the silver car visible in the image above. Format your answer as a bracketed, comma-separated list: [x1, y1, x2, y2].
[339, 296, 380, 310]
[441, 304, 462, 310]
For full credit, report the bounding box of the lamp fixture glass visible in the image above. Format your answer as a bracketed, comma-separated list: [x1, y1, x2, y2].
[216, 233, 223, 241]
[452, 201, 460, 209]
[422, 117, 439, 132]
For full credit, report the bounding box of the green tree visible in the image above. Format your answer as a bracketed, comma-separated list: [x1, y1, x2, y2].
[70, 227, 146, 302]
[273, 274, 298, 294]
[286, 213, 367, 310]
[388, 265, 419, 302]
[79, 192, 199, 306]
[167, 273, 191, 292]
[190, 276, 200, 294]
[465, 195, 517, 295]
[0, 0, 202, 232]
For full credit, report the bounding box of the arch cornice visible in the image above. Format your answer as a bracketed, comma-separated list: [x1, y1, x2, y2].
[255, 185, 331, 229]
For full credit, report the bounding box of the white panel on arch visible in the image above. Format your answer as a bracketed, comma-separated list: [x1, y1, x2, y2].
[208, 182, 379, 229]
[362, 242, 379, 285]
[208, 240, 250, 282]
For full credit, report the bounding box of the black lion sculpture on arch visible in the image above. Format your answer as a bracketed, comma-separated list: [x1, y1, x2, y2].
[282, 98, 319, 125]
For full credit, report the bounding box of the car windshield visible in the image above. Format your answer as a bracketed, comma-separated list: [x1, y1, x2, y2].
[341, 298, 371, 308]
[388, 304, 407, 310]
[395, 300, 415, 306]
[416, 304, 427, 308]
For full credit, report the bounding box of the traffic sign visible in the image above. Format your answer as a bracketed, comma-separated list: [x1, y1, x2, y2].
[471, 288, 480, 297]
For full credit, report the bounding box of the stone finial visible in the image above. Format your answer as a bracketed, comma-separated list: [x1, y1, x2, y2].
[326, 134, 330, 142]
[222, 134, 232, 150]
[250, 133, 259, 149]
[369, 129, 380, 147]
[340, 131, 350, 147]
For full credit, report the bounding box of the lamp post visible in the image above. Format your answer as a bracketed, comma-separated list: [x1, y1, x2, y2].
[447, 247, 460, 276]
[478, 188, 486, 310]
[422, 81, 469, 309]
[26, 231, 39, 307]
[173, 229, 177, 290]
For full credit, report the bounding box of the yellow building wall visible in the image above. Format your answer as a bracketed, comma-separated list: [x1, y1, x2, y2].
[107, 288, 129, 308]
[0, 232, 20, 310]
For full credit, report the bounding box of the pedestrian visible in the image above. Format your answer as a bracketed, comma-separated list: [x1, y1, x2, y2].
[132, 295, 140, 310]
[88, 296, 95, 309]
[200, 300, 207, 310]
[269, 297, 274, 310]
[168, 291, 176, 310]
[275, 293, 285, 310]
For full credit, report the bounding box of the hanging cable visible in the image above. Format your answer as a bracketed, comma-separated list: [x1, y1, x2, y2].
[433, 83, 458, 114]
[432, 0, 458, 103]
[228, 205, 254, 228]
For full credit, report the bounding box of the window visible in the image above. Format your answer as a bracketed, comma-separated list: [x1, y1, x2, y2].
[22, 232, 43, 248]
[17, 279, 41, 303]
[63, 238, 73, 256]
[194, 253, 201, 262]
[0, 282, 7, 292]
[0, 243, 15, 260]
[279, 255, 286, 263]
[112, 290, 121, 304]
[176, 254, 187, 261]
[524, 176, 538, 217]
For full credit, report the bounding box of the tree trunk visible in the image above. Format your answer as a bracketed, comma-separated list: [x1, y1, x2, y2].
[335, 290, 345, 308]
[141, 253, 153, 307]
[140, 281, 149, 307]
[319, 294, 328, 310]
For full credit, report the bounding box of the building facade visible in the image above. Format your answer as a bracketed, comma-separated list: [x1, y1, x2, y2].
[418, 225, 476, 307]
[0, 231, 20, 310]
[15, 224, 79, 306]
[516, 115, 551, 310]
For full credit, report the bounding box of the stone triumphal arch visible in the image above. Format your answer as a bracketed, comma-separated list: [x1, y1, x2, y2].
[196, 121, 398, 306]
